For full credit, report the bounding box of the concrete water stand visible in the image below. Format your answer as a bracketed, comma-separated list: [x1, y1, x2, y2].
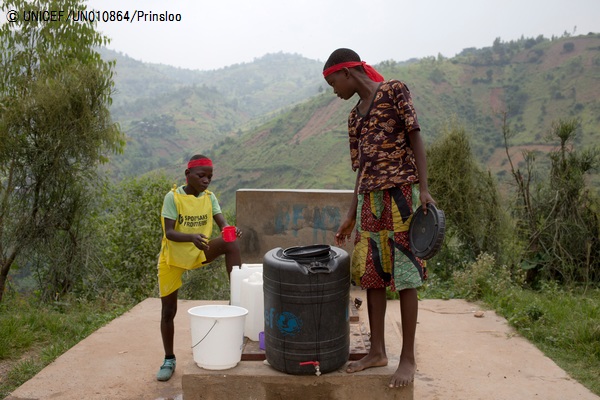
[180, 298, 402, 400]
[182, 358, 413, 400]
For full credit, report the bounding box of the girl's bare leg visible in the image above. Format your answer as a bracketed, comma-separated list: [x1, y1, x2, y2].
[389, 288, 418, 387]
[346, 288, 389, 372]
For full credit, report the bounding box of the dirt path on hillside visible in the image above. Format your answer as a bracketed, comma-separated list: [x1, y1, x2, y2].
[291, 98, 344, 144]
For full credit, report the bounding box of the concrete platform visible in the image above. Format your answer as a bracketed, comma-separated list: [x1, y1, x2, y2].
[182, 359, 413, 400]
[6, 288, 599, 400]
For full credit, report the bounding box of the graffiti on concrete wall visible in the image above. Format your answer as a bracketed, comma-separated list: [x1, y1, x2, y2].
[274, 203, 342, 242]
[237, 190, 354, 262]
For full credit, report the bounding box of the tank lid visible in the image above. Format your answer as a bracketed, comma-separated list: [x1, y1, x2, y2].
[282, 245, 331, 262]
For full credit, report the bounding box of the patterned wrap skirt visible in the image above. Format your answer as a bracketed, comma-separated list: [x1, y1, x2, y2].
[351, 185, 427, 292]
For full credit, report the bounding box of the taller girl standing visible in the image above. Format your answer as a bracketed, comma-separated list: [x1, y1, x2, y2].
[323, 48, 435, 388]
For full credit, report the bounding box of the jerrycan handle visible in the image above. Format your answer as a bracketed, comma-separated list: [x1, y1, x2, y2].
[306, 262, 332, 274]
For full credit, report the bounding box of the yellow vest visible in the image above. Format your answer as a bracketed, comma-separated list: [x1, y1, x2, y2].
[161, 188, 214, 269]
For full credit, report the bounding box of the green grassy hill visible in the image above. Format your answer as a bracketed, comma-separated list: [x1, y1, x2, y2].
[103, 34, 600, 204]
[101, 50, 325, 178]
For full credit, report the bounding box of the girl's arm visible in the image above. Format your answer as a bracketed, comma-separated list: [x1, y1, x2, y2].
[213, 213, 242, 238]
[408, 128, 436, 212]
[213, 213, 228, 231]
[163, 217, 209, 250]
[335, 172, 359, 247]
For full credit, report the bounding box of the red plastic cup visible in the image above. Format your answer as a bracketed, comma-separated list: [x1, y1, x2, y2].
[222, 226, 237, 242]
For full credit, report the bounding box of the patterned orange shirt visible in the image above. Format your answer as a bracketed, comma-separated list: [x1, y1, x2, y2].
[348, 80, 420, 193]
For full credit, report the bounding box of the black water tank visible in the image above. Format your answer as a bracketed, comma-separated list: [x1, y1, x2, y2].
[263, 245, 350, 375]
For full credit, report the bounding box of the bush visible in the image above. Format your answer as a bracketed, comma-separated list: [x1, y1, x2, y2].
[179, 261, 230, 300]
[504, 117, 600, 285]
[452, 252, 516, 301]
[427, 121, 518, 278]
[178, 207, 237, 301]
[90, 172, 175, 301]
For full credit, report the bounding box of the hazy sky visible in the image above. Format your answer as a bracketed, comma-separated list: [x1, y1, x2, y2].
[14, 0, 600, 70]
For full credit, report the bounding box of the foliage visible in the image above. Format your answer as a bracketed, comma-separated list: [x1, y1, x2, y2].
[0, 293, 132, 398]
[96, 34, 600, 192]
[0, 0, 125, 302]
[103, 50, 326, 179]
[503, 116, 600, 285]
[25, 179, 106, 301]
[3, 169, 236, 303]
[92, 172, 175, 302]
[1, 27, 599, 395]
[106, 50, 324, 116]
[208, 93, 355, 206]
[130, 114, 178, 138]
[3, 267, 599, 398]
[426, 122, 518, 278]
[494, 284, 600, 396]
[422, 260, 600, 395]
[452, 252, 518, 301]
[90, 173, 234, 303]
[179, 259, 230, 300]
[178, 207, 237, 301]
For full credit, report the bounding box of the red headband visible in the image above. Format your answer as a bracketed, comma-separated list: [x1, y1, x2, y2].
[187, 158, 213, 169]
[322, 61, 384, 82]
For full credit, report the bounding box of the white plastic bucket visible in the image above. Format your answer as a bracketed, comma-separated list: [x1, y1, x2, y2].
[230, 263, 263, 306]
[188, 305, 248, 370]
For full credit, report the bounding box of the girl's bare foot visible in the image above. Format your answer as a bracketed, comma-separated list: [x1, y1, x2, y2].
[346, 353, 388, 373]
[389, 357, 416, 387]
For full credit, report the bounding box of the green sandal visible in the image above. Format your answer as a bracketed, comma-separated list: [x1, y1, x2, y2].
[156, 358, 176, 381]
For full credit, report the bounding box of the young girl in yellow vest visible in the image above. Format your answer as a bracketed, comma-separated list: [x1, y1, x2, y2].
[156, 154, 241, 381]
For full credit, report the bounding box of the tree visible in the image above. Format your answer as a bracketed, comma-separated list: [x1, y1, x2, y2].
[427, 122, 515, 277]
[0, 0, 125, 302]
[503, 116, 600, 285]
